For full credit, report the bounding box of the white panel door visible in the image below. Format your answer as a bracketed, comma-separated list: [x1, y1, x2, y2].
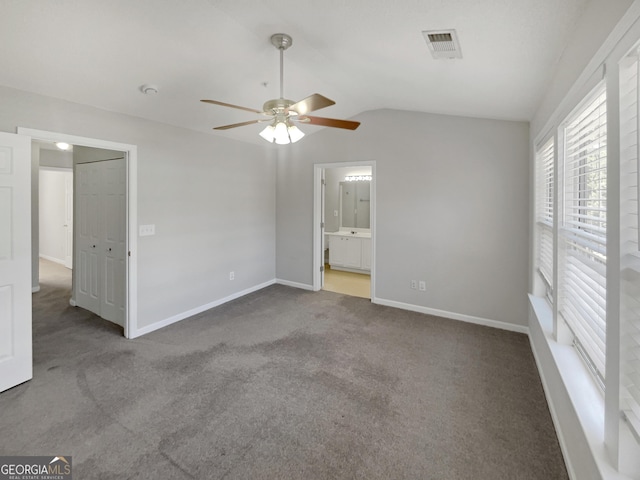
[75, 163, 100, 315]
[64, 171, 73, 269]
[100, 158, 125, 326]
[0, 132, 32, 393]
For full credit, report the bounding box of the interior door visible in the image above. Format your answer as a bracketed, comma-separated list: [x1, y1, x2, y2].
[64, 171, 73, 269]
[321, 171, 325, 287]
[0, 132, 32, 393]
[100, 158, 125, 325]
[75, 162, 100, 315]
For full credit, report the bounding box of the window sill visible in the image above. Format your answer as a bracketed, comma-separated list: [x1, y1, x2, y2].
[528, 294, 634, 480]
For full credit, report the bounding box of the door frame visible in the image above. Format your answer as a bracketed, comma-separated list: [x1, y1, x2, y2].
[17, 127, 138, 339]
[313, 161, 376, 299]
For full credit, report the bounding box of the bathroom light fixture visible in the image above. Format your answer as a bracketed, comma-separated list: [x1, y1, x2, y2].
[55, 142, 70, 150]
[345, 175, 372, 182]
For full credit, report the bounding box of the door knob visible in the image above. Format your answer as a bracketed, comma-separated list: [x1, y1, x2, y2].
[92, 245, 96, 248]
[108, 248, 112, 252]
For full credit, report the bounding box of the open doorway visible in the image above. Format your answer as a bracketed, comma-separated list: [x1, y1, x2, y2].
[35, 140, 128, 332]
[313, 162, 376, 299]
[20, 127, 139, 338]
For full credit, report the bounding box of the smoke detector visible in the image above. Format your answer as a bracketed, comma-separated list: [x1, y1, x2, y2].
[422, 29, 462, 59]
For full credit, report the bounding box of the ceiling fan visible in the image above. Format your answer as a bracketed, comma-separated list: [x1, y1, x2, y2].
[201, 33, 360, 144]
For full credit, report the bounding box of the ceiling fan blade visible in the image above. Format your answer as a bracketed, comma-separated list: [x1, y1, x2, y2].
[214, 119, 267, 130]
[296, 115, 360, 130]
[287, 94, 335, 115]
[201, 99, 264, 114]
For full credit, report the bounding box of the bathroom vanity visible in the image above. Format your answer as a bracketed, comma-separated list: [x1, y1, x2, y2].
[326, 231, 371, 273]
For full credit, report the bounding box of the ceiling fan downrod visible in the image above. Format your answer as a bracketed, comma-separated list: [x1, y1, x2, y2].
[270, 33, 292, 100]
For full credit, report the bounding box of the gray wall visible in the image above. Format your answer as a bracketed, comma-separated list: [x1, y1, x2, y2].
[277, 108, 530, 327]
[40, 148, 73, 168]
[39, 168, 71, 264]
[1, 85, 276, 331]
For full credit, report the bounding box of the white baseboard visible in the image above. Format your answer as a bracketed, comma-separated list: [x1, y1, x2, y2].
[130, 279, 277, 338]
[275, 279, 314, 291]
[373, 297, 529, 334]
[32, 285, 40, 293]
[39, 254, 65, 266]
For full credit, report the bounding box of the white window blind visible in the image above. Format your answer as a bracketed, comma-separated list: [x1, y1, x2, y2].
[619, 51, 640, 438]
[559, 85, 607, 383]
[536, 138, 554, 293]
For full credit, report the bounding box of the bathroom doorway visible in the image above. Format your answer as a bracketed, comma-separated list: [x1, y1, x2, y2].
[313, 162, 375, 299]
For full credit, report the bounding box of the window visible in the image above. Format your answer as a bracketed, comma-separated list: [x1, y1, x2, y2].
[535, 137, 554, 299]
[559, 84, 607, 386]
[620, 50, 640, 439]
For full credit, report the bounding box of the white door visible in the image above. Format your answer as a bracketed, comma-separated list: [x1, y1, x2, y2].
[100, 158, 125, 325]
[64, 172, 73, 269]
[75, 162, 100, 314]
[75, 158, 125, 326]
[0, 132, 32, 393]
[321, 172, 325, 287]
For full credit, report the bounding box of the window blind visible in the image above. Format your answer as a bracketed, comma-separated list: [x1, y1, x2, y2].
[559, 85, 607, 383]
[619, 51, 640, 438]
[536, 138, 554, 292]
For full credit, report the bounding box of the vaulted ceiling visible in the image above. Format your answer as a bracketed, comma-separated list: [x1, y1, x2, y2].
[0, 0, 590, 145]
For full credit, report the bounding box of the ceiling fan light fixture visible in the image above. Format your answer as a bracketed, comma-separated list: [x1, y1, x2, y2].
[260, 120, 305, 145]
[288, 124, 305, 143]
[274, 121, 291, 145]
[259, 124, 276, 142]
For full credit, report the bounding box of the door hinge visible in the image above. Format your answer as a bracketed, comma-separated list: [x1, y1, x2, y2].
[320, 265, 325, 272]
[128, 251, 131, 257]
[321, 179, 326, 186]
[320, 222, 325, 228]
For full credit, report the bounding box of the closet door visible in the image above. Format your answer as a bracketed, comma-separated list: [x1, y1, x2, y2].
[75, 163, 100, 315]
[100, 158, 126, 325]
[75, 158, 126, 326]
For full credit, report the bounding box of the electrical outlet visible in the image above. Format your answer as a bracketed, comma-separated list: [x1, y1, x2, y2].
[410, 280, 417, 290]
[229, 271, 235, 280]
[419, 281, 426, 291]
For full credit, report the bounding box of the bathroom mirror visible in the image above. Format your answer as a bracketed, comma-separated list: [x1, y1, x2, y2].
[340, 181, 370, 229]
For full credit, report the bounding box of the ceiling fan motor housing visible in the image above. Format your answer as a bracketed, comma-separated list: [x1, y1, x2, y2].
[263, 98, 295, 115]
[271, 33, 293, 50]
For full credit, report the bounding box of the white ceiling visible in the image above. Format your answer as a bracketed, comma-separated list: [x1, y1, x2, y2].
[0, 0, 590, 145]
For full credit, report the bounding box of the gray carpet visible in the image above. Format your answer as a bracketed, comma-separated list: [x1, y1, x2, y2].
[0, 260, 568, 479]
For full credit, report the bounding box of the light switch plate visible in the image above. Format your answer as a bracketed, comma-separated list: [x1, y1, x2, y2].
[139, 224, 155, 236]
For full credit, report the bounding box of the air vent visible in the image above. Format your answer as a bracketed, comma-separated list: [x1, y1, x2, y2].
[422, 29, 462, 59]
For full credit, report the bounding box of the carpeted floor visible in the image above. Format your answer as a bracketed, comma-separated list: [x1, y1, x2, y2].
[0, 260, 568, 479]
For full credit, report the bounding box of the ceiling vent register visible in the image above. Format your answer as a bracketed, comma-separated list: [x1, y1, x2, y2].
[422, 29, 462, 59]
